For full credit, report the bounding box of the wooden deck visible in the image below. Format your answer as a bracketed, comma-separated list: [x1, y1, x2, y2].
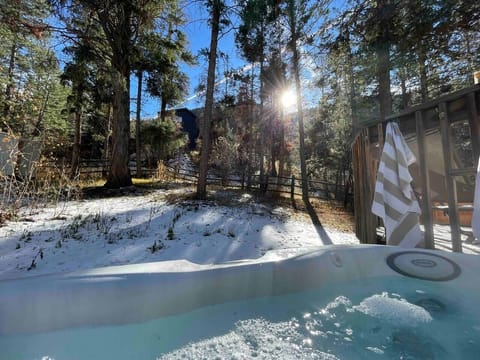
[354, 84, 480, 253]
[376, 225, 480, 255]
[432, 224, 480, 255]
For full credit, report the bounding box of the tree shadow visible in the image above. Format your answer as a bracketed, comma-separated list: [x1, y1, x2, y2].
[0, 190, 298, 278]
[304, 199, 333, 245]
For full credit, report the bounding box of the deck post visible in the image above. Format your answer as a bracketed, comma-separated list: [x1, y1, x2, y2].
[353, 128, 378, 244]
[439, 102, 462, 252]
[415, 110, 434, 249]
[467, 92, 480, 160]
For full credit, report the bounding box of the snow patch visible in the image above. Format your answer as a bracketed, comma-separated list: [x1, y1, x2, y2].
[0, 189, 359, 280]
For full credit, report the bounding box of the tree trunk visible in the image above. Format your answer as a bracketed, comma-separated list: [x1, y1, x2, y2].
[345, 34, 358, 132]
[293, 49, 309, 203]
[103, 104, 112, 176]
[70, 109, 81, 179]
[377, 42, 392, 121]
[246, 64, 255, 189]
[32, 87, 50, 137]
[258, 35, 266, 191]
[376, 0, 392, 121]
[465, 33, 473, 85]
[98, 3, 133, 189]
[135, 70, 143, 178]
[270, 153, 277, 176]
[278, 116, 285, 179]
[417, 45, 428, 102]
[288, 9, 309, 203]
[3, 42, 17, 121]
[196, 0, 221, 199]
[399, 67, 409, 110]
[160, 91, 167, 122]
[269, 112, 276, 178]
[105, 69, 132, 188]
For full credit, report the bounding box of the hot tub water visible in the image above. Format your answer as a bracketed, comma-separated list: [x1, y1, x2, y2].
[1, 275, 479, 360]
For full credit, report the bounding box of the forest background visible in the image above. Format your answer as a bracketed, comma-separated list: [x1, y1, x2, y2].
[0, 0, 479, 201]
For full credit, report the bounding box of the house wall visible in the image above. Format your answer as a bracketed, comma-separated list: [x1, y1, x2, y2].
[175, 109, 199, 150]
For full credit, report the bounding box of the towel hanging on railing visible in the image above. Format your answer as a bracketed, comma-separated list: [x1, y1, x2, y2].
[371, 122, 423, 247]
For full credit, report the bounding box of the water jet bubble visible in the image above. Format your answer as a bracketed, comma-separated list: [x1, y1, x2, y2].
[366, 346, 384, 355]
[354, 292, 433, 326]
[302, 338, 313, 347]
[391, 329, 443, 359]
[415, 297, 446, 313]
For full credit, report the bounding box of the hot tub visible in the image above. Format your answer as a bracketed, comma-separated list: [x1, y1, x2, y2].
[1, 245, 479, 359]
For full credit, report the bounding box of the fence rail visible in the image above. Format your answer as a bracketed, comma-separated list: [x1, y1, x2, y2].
[165, 164, 351, 202]
[37, 159, 351, 202]
[36, 159, 157, 178]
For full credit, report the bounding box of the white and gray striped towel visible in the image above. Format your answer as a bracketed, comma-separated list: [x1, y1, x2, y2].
[371, 122, 423, 247]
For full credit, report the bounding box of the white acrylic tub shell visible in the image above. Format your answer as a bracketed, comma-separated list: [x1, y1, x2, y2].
[0, 245, 478, 336]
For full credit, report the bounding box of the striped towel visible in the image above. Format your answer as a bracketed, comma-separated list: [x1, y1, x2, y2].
[472, 156, 480, 241]
[371, 122, 423, 247]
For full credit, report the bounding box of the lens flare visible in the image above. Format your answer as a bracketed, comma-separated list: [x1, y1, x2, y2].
[280, 89, 296, 109]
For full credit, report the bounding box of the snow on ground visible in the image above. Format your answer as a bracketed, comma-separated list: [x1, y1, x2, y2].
[0, 188, 358, 280]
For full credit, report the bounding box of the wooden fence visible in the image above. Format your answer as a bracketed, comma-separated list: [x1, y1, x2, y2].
[36, 159, 157, 179]
[38, 159, 351, 202]
[165, 164, 351, 202]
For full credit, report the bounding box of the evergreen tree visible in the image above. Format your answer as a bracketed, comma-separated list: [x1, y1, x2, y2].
[284, 0, 310, 201]
[196, 0, 229, 199]
[60, 7, 114, 177]
[236, 0, 277, 186]
[54, 0, 171, 188]
[0, 0, 67, 136]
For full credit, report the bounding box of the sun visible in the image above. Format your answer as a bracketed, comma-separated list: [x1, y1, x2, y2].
[280, 89, 297, 109]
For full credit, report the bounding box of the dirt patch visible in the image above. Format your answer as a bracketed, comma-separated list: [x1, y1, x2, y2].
[80, 184, 356, 233]
[307, 198, 355, 232]
[164, 187, 355, 233]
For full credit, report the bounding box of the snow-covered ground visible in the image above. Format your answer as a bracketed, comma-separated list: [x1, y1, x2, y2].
[0, 188, 359, 280]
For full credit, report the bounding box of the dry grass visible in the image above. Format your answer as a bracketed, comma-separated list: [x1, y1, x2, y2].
[1, 162, 83, 225]
[1, 169, 354, 234]
[158, 186, 355, 233]
[307, 198, 355, 232]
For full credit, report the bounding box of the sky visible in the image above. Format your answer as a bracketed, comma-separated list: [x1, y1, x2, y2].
[146, 0, 352, 119]
[51, 2, 351, 119]
[47, 4, 241, 119]
[136, 3, 245, 118]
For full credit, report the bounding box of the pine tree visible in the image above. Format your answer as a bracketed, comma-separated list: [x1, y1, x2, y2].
[0, 0, 66, 137]
[54, 0, 182, 188]
[196, 0, 229, 199]
[283, 0, 328, 203]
